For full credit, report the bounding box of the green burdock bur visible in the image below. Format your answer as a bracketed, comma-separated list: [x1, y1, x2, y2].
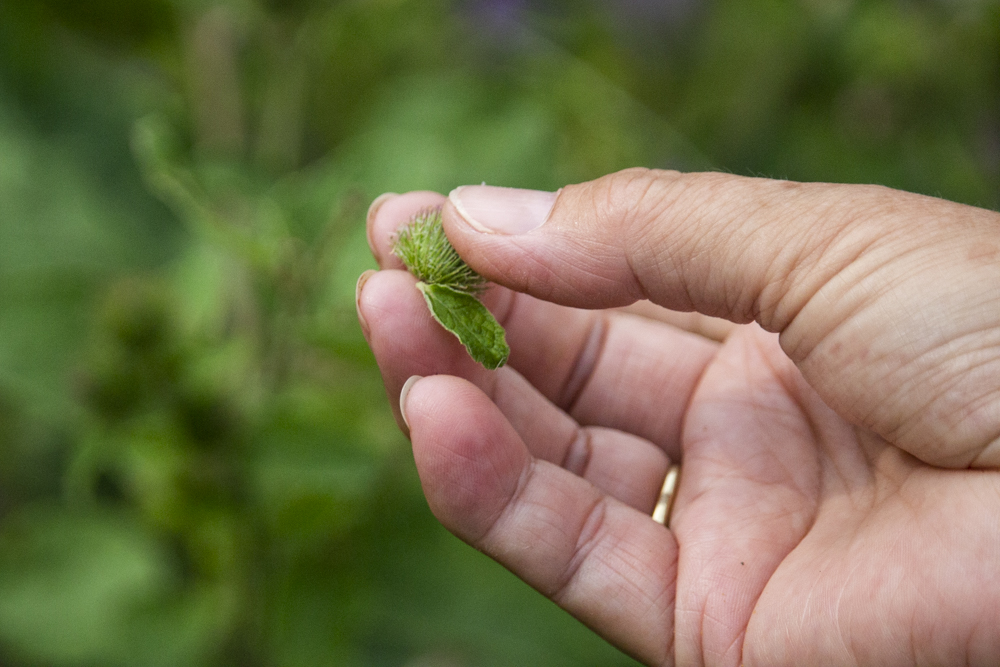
[391, 206, 510, 370]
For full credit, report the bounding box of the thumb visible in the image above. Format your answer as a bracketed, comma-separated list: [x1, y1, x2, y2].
[441, 169, 1000, 468]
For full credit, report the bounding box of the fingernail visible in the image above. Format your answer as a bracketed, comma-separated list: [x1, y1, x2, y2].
[449, 185, 557, 235]
[399, 375, 423, 429]
[356, 270, 376, 338]
[366, 193, 398, 262]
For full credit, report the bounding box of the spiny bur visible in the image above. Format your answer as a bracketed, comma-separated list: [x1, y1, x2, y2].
[391, 207, 485, 294]
[391, 206, 509, 370]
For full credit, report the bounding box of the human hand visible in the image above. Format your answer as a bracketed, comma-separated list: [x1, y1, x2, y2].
[356, 170, 1000, 666]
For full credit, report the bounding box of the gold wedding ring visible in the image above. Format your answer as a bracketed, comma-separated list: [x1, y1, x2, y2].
[652, 464, 680, 527]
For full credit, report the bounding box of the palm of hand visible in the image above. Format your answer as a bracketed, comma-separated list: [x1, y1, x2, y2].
[671, 326, 995, 666]
[359, 189, 1000, 666]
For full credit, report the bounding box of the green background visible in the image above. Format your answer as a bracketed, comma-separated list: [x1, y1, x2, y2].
[0, 0, 997, 664]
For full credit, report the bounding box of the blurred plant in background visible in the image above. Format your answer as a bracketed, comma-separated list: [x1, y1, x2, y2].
[0, 0, 997, 665]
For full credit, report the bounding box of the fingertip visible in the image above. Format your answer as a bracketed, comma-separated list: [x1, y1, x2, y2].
[359, 268, 484, 380]
[405, 375, 530, 541]
[356, 269, 419, 336]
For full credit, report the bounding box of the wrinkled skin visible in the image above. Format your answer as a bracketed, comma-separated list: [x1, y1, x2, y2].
[356, 171, 1000, 666]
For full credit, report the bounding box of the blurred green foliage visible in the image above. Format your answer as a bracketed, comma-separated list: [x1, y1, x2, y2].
[0, 0, 997, 665]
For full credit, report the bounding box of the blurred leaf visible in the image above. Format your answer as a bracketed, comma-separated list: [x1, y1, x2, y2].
[251, 383, 388, 542]
[0, 507, 227, 666]
[0, 87, 176, 413]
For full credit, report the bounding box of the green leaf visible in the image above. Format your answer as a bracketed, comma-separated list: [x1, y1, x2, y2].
[416, 283, 509, 370]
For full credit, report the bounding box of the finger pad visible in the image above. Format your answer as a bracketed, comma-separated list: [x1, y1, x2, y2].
[362, 270, 483, 378]
[408, 376, 531, 542]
